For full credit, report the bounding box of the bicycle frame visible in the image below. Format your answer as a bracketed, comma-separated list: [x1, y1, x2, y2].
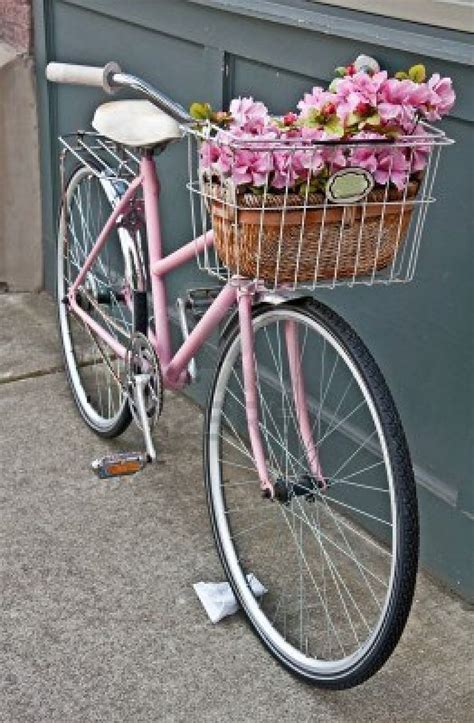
[68, 153, 323, 492]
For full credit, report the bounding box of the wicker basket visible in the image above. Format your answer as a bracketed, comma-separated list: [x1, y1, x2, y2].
[210, 182, 419, 283]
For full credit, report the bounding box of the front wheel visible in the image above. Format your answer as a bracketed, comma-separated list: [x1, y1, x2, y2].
[204, 298, 418, 688]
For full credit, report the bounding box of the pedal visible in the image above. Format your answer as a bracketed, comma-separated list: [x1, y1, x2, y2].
[91, 452, 148, 479]
[185, 286, 222, 320]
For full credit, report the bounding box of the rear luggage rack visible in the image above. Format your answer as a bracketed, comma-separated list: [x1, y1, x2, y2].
[59, 131, 140, 182]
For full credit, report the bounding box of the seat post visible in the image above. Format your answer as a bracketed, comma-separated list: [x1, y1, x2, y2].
[140, 153, 172, 367]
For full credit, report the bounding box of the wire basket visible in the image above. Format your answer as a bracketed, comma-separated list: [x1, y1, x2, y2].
[58, 131, 140, 190]
[187, 122, 453, 290]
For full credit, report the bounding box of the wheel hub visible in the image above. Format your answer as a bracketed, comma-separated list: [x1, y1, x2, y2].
[274, 474, 325, 504]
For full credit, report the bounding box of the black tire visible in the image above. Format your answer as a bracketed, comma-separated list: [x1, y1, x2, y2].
[203, 297, 418, 689]
[57, 163, 143, 438]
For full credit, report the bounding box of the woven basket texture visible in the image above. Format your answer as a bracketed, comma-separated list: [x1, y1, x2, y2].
[210, 182, 419, 283]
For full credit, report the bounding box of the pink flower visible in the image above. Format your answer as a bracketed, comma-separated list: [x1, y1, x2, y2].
[337, 70, 387, 107]
[292, 148, 325, 179]
[200, 140, 220, 171]
[405, 81, 431, 109]
[297, 86, 336, 118]
[226, 131, 278, 187]
[373, 148, 409, 190]
[199, 136, 233, 177]
[228, 148, 273, 187]
[330, 70, 387, 123]
[406, 123, 432, 173]
[425, 74, 456, 120]
[229, 97, 270, 133]
[322, 146, 347, 171]
[199, 68, 455, 195]
[350, 147, 378, 174]
[377, 78, 419, 130]
[335, 90, 361, 123]
[271, 150, 301, 189]
[300, 126, 328, 141]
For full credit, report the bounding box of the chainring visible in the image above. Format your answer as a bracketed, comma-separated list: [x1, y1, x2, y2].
[125, 332, 163, 431]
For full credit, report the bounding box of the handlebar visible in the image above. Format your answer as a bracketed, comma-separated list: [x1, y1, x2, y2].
[45, 61, 193, 125]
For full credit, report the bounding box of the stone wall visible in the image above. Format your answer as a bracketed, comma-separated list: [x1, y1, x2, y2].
[0, 0, 42, 291]
[0, 0, 33, 53]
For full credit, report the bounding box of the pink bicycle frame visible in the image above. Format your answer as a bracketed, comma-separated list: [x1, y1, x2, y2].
[68, 154, 323, 493]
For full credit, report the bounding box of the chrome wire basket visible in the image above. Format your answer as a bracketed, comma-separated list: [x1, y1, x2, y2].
[58, 131, 140, 187]
[186, 122, 453, 290]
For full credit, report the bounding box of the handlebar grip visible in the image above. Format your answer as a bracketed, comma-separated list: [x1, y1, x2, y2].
[46, 61, 121, 94]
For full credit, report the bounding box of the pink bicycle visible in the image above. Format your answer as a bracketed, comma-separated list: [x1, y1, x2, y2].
[46, 61, 451, 688]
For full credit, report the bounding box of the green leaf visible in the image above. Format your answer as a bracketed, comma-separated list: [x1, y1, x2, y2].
[364, 112, 381, 126]
[189, 102, 213, 120]
[345, 111, 362, 127]
[323, 116, 344, 138]
[408, 64, 426, 83]
[395, 71, 409, 80]
[303, 108, 323, 128]
[298, 177, 321, 196]
[335, 66, 347, 77]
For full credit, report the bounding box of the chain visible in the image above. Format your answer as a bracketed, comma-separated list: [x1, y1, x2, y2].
[85, 288, 131, 339]
[70, 289, 129, 391]
[83, 321, 125, 389]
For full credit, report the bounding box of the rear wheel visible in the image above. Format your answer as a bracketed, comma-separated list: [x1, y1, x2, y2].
[57, 165, 142, 437]
[204, 298, 418, 688]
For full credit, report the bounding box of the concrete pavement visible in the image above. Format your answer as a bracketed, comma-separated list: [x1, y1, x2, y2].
[1, 293, 472, 722]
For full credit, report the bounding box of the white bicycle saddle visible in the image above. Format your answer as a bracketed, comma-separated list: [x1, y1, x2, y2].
[92, 99, 182, 147]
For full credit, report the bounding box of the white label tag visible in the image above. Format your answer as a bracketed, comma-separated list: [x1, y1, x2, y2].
[326, 167, 374, 204]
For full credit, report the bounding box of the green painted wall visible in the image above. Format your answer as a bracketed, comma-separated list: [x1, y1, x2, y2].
[33, 0, 473, 599]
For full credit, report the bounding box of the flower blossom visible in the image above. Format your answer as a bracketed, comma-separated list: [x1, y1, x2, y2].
[198, 60, 454, 194]
[230, 147, 274, 187]
[407, 123, 432, 173]
[425, 74, 456, 120]
[271, 150, 301, 189]
[373, 148, 409, 190]
[297, 86, 336, 118]
[350, 131, 386, 174]
[333, 70, 387, 122]
[229, 97, 270, 134]
[199, 136, 232, 177]
[376, 78, 423, 131]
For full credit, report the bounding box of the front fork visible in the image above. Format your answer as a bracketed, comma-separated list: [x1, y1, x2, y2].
[238, 292, 325, 497]
[285, 320, 326, 488]
[238, 292, 274, 497]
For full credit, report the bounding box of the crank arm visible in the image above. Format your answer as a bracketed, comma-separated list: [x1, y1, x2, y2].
[133, 373, 157, 462]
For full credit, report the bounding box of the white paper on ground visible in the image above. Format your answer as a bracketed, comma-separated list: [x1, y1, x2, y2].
[193, 574, 267, 624]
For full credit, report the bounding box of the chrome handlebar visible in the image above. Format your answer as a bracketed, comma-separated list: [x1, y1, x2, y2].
[46, 61, 193, 125]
